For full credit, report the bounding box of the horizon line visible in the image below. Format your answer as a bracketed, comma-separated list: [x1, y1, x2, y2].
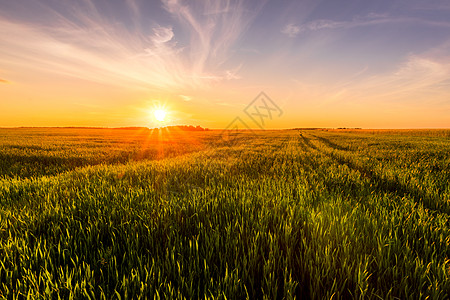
[1, 126, 450, 130]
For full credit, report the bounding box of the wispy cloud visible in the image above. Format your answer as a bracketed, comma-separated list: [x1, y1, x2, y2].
[0, 0, 262, 91]
[0, 15, 185, 90]
[290, 44, 450, 112]
[282, 12, 450, 37]
[225, 64, 242, 80]
[346, 38, 450, 101]
[162, 0, 262, 81]
[179, 94, 192, 101]
[281, 24, 300, 37]
[329, 53, 450, 104]
[0, 78, 9, 83]
[282, 14, 388, 37]
[150, 26, 175, 44]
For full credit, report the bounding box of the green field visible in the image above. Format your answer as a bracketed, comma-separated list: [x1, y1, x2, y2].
[1, 128, 450, 299]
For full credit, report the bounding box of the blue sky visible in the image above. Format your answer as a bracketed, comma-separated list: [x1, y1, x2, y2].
[1, 0, 450, 128]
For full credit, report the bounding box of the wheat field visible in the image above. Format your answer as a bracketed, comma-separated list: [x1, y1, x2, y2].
[1, 128, 449, 299]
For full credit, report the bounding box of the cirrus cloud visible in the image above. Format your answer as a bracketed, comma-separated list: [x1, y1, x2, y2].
[281, 24, 301, 37]
[282, 12, 450, 38]
[151, 26, 174, 44]
[0, 0, 264, 92]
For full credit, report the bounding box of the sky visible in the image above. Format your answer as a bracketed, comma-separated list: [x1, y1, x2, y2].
[1, 0, 450, 129]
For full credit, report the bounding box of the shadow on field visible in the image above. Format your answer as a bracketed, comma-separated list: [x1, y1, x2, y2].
[299, 135, 317, 150]
[333, 154, 448, 212]
[302, 134, 449, 216]
[6, 145, 47, 151]
[0, 153, 87, 178]
[0, 147, 205, 179]
[295, 135, 309, 152]
[312, 135, 352, 151]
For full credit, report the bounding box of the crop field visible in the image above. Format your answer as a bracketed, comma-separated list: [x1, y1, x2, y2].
[1, 127, 450, 299]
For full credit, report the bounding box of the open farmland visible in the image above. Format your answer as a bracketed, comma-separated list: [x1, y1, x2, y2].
[1, 128, 450, 299]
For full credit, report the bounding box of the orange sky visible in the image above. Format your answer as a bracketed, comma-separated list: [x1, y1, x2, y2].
[1, 0, 450, 129]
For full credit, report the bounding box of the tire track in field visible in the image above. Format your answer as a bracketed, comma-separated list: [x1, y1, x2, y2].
[298, 133, 317, 150]
[305, 133, 450, 216]
[312, 135, 352, 151]
[288, 132, 309, 153]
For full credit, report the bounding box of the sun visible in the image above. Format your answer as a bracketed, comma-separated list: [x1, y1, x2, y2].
[153, 109, 167, 122]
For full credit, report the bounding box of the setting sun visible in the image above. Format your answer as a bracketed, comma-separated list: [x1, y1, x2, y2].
[2, 0, 450, 297]
[153, 109, 167, 122]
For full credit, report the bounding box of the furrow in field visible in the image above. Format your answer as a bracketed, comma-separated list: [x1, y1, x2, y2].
[308, 132, 450, 216]
[298, 134, 318, 150]
[311, 134, 352, 151]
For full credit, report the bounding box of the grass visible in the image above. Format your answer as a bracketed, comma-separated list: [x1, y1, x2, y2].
[1, 128, 449, 299]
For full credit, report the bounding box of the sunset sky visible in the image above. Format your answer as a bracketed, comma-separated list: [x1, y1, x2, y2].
[1, 0, 450, 128]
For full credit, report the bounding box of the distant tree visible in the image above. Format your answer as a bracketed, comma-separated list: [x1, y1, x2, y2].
[162, 125, 209, 131]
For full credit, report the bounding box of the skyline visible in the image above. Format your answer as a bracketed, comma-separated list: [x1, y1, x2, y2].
[1, 0, 450, 128]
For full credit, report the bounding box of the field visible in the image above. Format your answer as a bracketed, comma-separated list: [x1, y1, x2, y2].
[1, 127, 450, 299]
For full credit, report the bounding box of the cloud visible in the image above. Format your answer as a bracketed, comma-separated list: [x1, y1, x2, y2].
[0, 78, 9, 83]
[216, 101, 234, 107]
[161, 0, 262, 78]
[283, 13, 450, 37]
[150, 26, 174, 44]
[306, 19, 345, 31]
[225, 70, 241, 80]
[290, 46, 450, 110]
[336, 54, 450, 103]
[0, 0, 263, 91]
[387, 55, 450, 94]
[281, 24, 301, 37]
[283, 14, 381, 36]
[224, 64, 242, 80]
[0, 17, 187, 90]
[179, 94, 191, 101]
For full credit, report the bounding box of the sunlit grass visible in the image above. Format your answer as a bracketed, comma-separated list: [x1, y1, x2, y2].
[0, 128, 449, 298]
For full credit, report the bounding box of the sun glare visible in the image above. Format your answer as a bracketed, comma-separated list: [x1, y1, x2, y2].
[153, 109, 167, 122]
